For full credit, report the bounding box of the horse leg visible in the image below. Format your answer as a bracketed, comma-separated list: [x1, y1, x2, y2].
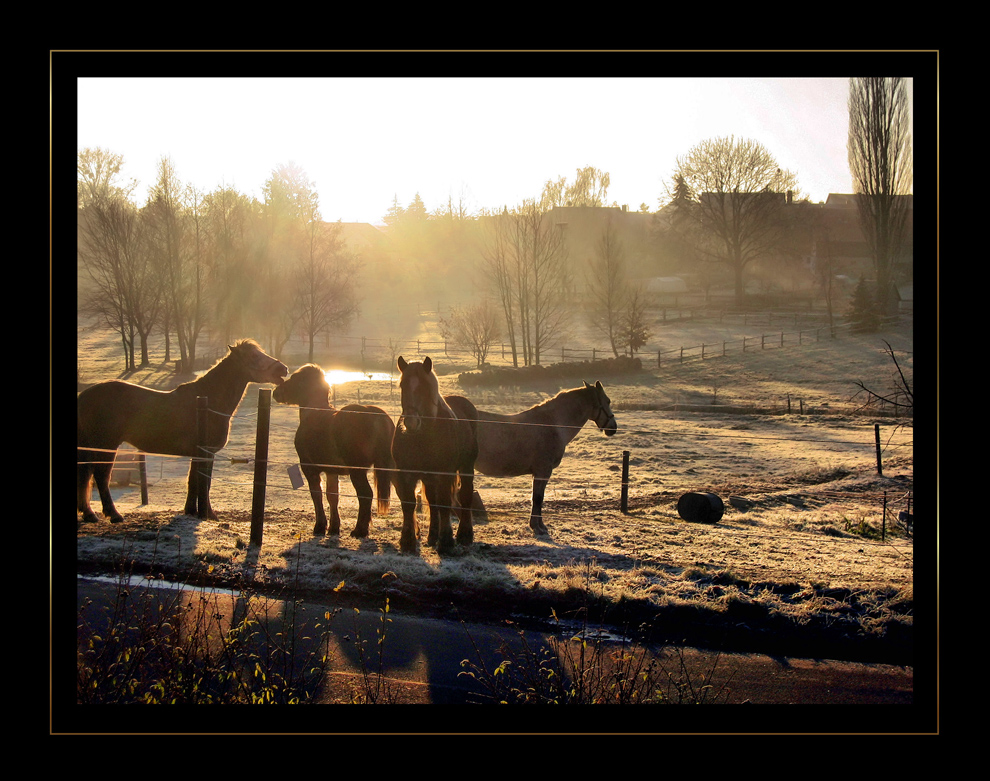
[306, 468, 329, 536]
[77, 458, 100, 524]
[529, 476, 551, 536]
[455, 472, 474, 546]
[394, 471, 419, 554]
[91, 454, 124, 523]
[426, 479, 456, 554]
[422, 477, 440, 547]
[350, 469, 373, 538]
[326, 474, 342, 536]
[184, 454, 218, 520]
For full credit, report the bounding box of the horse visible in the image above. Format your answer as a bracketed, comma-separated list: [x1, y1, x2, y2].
[272, 364, 395, 538]
[474, 380, 617, 536]
[391, 356, 478, 555]
[77, 339, 288, 524]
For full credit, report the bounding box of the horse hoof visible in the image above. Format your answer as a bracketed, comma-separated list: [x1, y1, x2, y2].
[80, 513, 99, 524]
[313, 525, 327, 536]
[437, 534, 458, 555]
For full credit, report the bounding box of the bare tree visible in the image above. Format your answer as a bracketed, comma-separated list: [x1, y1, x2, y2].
[585, 216, 628, 357]
[665, 136, 799, 304]
[853, 340, 913, 413]
[542, 165, 611, 207]
[847, 77, 913, 316]
[295, 210, 360, 362]
[78, 199, 160, 370]
[481, 209, 521, 365]
[202, 185, 255, 347]
[439, 300, 502, 368]
[144, 156, 206, 369]
[77, 147, 138, 209]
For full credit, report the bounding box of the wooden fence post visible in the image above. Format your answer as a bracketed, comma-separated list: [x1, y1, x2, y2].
[138, 453, 148, 505]
[874, 423, 883, 476]
[251, 388, 273, 546]
[620, 450, 630, 514]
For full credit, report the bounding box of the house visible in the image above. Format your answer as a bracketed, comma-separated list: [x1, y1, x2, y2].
[817, 193, 914, 285]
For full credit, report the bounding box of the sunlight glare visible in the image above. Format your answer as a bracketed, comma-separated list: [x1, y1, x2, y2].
[324, 369, 392, 386]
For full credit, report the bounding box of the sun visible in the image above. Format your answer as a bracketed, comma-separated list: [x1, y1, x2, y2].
[324, 369, 392, 386]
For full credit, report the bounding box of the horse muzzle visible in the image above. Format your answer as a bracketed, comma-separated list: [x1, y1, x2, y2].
[268, 362, 289, 386]
[399, 415, 422, 434]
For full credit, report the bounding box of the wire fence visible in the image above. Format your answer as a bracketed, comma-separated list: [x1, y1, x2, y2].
[182, 309, 910, 376]
[78, 388, 914, 545]
[78, 307, 913, 539]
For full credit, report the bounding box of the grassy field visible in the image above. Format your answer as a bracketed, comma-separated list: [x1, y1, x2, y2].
[73, 312, 917, 665]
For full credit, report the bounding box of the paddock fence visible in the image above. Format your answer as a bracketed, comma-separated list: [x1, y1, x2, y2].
[77, 385, 915, 550]
[180, 310, 911, 379]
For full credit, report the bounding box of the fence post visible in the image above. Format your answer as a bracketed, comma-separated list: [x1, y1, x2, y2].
[620, 450, 630, 514]
[874, 423, 883, 477]
[196, 396, 209, 517]
[251, 388, 273, 546]
[138, 453, 148, 505]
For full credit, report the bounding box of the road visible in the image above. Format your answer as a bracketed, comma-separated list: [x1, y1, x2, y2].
[64, 576, 932, 734]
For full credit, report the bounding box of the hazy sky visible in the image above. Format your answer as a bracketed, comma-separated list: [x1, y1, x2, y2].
[76, 75, 912, 224]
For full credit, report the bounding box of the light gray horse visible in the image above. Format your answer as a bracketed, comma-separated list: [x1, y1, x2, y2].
[474, 381, 617, 535]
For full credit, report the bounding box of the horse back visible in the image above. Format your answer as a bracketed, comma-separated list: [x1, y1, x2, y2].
[78, 380, 205, 456]
[443, 394, 479, 467]
[336, 404, 396, 468]
[474, 407, 567, 478]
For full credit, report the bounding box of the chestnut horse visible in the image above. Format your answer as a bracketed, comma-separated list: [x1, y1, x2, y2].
[475, 381, 617, 536]
[77, 339, 288, 523]
[391, 356, 478, 554]
[273, 364, 394, 538]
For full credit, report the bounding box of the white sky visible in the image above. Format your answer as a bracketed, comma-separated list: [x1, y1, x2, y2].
[75, 75, 913, 224]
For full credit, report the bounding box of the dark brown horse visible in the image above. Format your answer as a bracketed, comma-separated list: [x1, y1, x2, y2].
[475, 381, 617, 535]
[273, 364, 395, 538]
[391, 356, 478, 554]
[77, 339, 288, 524]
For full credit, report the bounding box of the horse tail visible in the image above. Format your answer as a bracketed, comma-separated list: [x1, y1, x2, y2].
[372, 412, 396, 515]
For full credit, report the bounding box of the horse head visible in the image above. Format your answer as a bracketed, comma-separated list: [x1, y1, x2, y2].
[585, 380, 617, 437]
[273, 364, 331, 408]
[397, 355, 440, 434]
[229, 340, 288, 386]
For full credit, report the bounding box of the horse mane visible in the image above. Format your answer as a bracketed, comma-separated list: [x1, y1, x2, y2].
[531, 384, 594, 411]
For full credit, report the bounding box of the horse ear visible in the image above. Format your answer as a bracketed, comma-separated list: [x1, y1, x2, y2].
[596, 381, 604, 390]
[584, 380, 592, 389]
[397, 356, 407, 372]
[424, 356, 433, 372]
